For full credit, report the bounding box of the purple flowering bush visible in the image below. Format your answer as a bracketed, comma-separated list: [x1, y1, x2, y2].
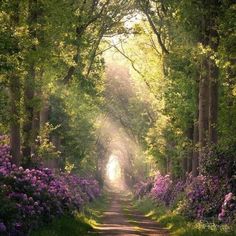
[182, 175, 229, 220]
[218, 192, 236, 223]
[151, 174, 172, 205]
[168, 180, 185, 206]
[150, 174, 185, 206]
[134, 171, 236, 223]
[134, 177, 154, 199]
[0, 136, 100, 235]
[134, 173, 185, 206]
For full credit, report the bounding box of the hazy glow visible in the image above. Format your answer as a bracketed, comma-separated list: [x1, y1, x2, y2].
[110, 13, 143, 45]
[106, 154, 121, 182]
[124, 13, 143, 29]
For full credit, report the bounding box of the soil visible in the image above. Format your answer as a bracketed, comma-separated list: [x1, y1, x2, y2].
[92, 192, 169, 236]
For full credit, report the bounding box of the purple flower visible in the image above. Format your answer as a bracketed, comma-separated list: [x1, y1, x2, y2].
[14, 222, 22, 230]
[0, 136, 101, 235]
[0, 222, 6, 232]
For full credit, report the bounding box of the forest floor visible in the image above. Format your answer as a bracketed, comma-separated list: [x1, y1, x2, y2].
[91, 191, 169, 236]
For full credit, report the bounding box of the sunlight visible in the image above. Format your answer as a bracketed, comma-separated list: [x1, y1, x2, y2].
[110, 12, 143, 46]
[106, 154, 122, 182]
[123, 13, 143, 29]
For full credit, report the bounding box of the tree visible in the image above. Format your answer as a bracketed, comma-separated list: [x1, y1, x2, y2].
[0, 1, 23, 164]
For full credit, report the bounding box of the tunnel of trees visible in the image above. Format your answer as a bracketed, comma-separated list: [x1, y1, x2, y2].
[0, 0, 236, 235]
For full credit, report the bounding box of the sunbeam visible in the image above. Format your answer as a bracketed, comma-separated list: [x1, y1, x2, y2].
[106, 154, 121, 182]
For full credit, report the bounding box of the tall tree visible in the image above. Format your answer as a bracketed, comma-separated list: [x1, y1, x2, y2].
[198, 0, 221, 171]
[7, 1, 22, 164]
[22, 0, 41, 161]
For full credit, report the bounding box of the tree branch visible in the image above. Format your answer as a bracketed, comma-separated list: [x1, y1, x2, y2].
[63, 0, 111, 84]
[144, 11, 169, 54]
[111, 43, 160, 101]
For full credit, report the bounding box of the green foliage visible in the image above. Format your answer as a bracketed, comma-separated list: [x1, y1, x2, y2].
[35, 123, 60, 161]
[134, 197, 236, 236]
[30, 216, 93, 236]
[30, 194, 109, 236]
[0, 191, 18, 224]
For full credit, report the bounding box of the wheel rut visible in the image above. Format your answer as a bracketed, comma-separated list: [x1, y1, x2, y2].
[93, 192, 169, 236]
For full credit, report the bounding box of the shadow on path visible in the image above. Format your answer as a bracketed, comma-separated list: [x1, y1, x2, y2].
[91, 192, 169, 236]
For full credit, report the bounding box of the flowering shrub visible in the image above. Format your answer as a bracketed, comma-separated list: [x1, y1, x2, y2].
[218, 192, 236, 223]
[134, 178, 154, 199]
[0, 136, 100, 235]
[151, 174, 172, 205]
[134, 174, 185, 206]
[150, 174, 185, 206]
[134, 172, 236, 223]
[183, 175, 228, 219]
[168, 180, 185, 206]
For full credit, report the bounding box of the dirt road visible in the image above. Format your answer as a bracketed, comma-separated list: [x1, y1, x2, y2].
[94, 192, 169, 236]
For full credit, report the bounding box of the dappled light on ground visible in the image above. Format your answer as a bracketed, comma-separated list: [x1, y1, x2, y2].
[93, 192, 169, 236]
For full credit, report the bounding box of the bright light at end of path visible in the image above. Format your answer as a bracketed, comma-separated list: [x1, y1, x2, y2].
[106, 154, 121, 182]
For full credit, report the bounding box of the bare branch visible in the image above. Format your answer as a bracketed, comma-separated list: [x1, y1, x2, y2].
[86, 25, 107, 79]
[111, 42, 160, 101]
[144, 11, 169, 54]
[149, 35, 161, 56]
[112, 44, 145, 77]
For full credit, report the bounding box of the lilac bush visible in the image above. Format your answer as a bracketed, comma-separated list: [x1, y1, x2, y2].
[168, 180, 185, 205]
[0, 136, 100, 235]
[150, 174, 172, 205]
[218, 192, 236, 223]
[149, 174, 185, 206]
[134, 171, 236, 223]
[183, 175, 228, 219]
[0, 222, 6, 233]
[134, 174, 185, 206]
[134, 178, 154, 199]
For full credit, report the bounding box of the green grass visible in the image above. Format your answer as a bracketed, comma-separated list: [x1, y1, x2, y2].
[133, 197, 236, 236]
[81, 193, 109, 227]
[30, 215, 93, 236]
[30, 194, 109, 236]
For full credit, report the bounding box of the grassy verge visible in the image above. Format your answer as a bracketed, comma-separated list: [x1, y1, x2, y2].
[133, 196, 236, 236]
[30, 194, 109, 236]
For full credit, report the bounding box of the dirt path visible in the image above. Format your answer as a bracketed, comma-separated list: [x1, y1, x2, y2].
[93, 192, 169, 236]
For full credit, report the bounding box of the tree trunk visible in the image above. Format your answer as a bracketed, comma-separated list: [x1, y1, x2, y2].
[52, 135, 61, 151]
[198, 55, 210, 171]
[187, 125, 194, 173]
[192, 119, 199, 177]
[31, 109, 40, 154]
[208, 23, 219, 144]
[22, 64, 35, 159]
[9, 75, 21, 165]
[226, 59, 236, 128]
[9, 2, 21, 165]
[31, 71, 44, 154]
[182, 125, 194, 177]
[198, 0, 220, 172]
[192, 79, 199, 177]
[182, 156, 188, 175]
[40, 98, 50, 127]
[22, 0, 38, 160]
[208, 61, 218, 144]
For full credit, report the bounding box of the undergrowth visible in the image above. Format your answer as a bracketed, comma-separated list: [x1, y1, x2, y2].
[134, 196, 236, 236]
[30, 193, 109, 236]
